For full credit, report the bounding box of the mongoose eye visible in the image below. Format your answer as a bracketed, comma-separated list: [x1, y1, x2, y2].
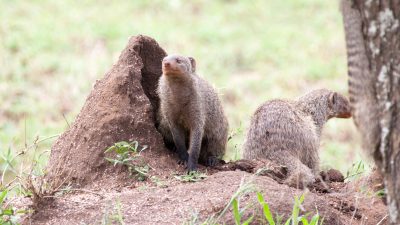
[176, 59, 182, 64]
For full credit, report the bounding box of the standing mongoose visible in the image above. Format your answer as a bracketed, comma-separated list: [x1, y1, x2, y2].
[157, 54, 229, 171]
[243, 89, 351, 188]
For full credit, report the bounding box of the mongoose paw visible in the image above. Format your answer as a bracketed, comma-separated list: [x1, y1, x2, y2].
[206, 156, 221, 167]
[177, 151, 189, 165]
[177, 159, 187, 165]
[186, 161, 198, 172]
[285, 171, 315, 189]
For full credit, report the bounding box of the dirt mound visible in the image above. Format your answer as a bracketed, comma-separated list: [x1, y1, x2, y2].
[46, 35, 178, 187]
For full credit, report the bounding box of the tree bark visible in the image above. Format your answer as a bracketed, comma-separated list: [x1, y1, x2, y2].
[341, 0, 400, 223]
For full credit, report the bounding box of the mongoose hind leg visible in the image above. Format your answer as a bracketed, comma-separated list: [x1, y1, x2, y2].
[199, 137, 225, 167]
[270, 151, 315, 189]
[206, 156, 222, 166]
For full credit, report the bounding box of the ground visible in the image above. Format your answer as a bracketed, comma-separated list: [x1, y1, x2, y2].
[21, 170, 387, 225]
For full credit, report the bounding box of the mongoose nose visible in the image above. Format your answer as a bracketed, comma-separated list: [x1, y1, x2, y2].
[164, 62, 171, 67]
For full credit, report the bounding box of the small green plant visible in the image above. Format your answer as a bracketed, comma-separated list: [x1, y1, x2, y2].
[150, 176, 167, 188]
[227, 123, 244, 161]
[213, 179, 256, 224]
[174, 171, 207, 183]
[227, 123, 244, 142]
[0, 189, 27, 225]
[0, 134, 58, 217]
[257, 192, 323, 225]
[104, 141, 149, 181]
[100, 200, 125, 225]
[345, 160, 366, 181]
[232, 198, 254, 225]
[375, 188, 386, 198]
[185, 179, 322, 225]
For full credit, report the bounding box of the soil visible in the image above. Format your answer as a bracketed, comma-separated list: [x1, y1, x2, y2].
[16, 35, 388, 225]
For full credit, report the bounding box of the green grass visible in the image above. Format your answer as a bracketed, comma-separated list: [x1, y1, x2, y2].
[1, 0, 369, 181]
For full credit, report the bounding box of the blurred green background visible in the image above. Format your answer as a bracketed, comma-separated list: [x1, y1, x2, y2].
[0, 0, 371, 181]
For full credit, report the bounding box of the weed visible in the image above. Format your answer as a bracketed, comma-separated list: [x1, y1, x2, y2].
[100, 200, 125, 225]
[216, 179, 255, 222]
[191, 179, 323, 225]
[227, 123, 244, 161]
[150, 176, 167, 188]
[345, 160, 366, 181]
[0, 189, 27, 225]
[227, 123, 244, 142]
[232, 197, 254, 225]
[104, 141, 149, 181]
[174, 171, 208, 183]
[0, 134, 60, 217]
[375, 188, 386, 198]
[231, 192, 323, 225]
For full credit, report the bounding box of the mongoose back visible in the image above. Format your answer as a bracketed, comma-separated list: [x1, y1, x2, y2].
[157, 54, 229, 171]
[243, 89, 351, 188]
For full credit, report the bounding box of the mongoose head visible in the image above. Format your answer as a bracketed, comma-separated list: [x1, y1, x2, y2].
[326, 91, 352, 119]
[298, 89, 352, 120]
[162, 54, 196, 77]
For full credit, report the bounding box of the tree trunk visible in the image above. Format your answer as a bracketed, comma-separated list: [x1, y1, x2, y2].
[341, 0, 400, 223]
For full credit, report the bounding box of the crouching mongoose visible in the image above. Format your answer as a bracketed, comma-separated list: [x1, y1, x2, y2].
[243, 89, 351, 188]
[157, 54, 229, 171]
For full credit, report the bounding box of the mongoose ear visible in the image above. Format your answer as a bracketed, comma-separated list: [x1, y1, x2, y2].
[328, 92, 337, 108]
[188, 57, 196, 73]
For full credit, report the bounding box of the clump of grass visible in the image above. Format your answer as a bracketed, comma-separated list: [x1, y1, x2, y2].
[174, 171, 207, 183]
[99, 199, 125, 225]
[256, 192, 323, 225]
[104, 141, 149, 181]
[0, 189, 27, 225]
[227, 123, 244, 160]
[229, 192, 322, 225]
[150, 176, 167, 188]
[188, 179, 323, 225]
[0, 135, 60, 222]
[185, 178, 255, 225]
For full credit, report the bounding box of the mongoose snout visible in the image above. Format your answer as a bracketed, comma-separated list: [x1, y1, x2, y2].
[161, 55, 195, 76]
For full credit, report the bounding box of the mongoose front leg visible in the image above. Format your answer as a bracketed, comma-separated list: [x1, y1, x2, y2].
[187, 127, 203, 172]
[169, 125, 188, 164]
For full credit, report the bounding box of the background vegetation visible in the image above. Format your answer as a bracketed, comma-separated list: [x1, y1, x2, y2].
[1, 0, 371, 183]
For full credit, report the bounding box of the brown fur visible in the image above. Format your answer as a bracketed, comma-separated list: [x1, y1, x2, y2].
[157, 54, 229, 171]
[243, 89, 351, 188]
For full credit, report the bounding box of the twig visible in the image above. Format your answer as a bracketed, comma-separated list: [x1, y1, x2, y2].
[42, 195, 98, 206]
[376, 214, 388, 225]
[62, 113, 70, 128]
[59, 188, 105, 198]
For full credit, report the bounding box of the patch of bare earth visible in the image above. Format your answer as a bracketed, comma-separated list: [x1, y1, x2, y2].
[19, 35, 387, 225]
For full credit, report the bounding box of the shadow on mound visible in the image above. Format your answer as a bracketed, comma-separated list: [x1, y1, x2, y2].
[46, 35, 177, 187]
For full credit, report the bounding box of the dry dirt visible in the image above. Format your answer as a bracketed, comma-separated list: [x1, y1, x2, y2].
[17, 35, 388, 225]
